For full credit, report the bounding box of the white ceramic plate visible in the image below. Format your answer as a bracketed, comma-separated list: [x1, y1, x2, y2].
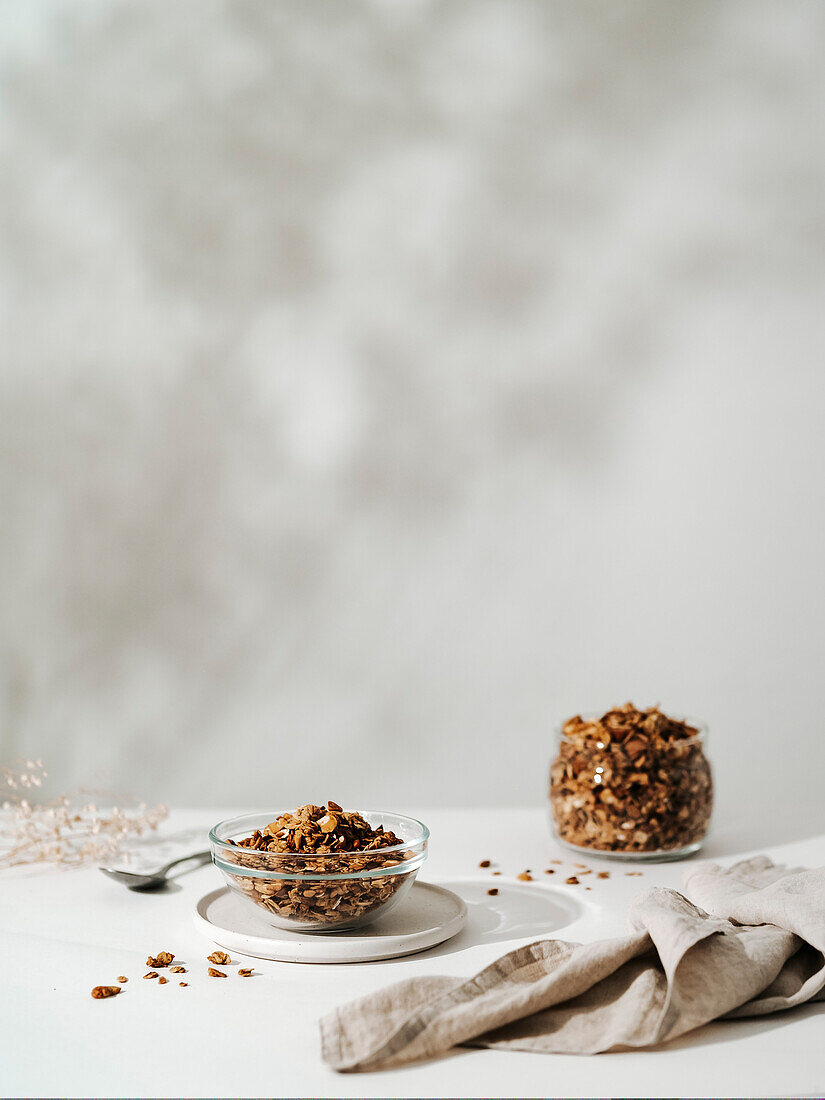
[193, 881, 467, 963]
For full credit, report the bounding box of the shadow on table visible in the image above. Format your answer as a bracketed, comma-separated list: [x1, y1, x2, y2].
[105, 826, 210, 874]
[0, 826, 213, 883]
[702, 806, 825, 860]
[89, 826, 215, 895]
[645, 998, 825, 1053]
[416, 879, 585, 960]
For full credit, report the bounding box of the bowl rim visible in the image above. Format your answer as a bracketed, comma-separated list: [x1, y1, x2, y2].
[209, 809, 430, 860]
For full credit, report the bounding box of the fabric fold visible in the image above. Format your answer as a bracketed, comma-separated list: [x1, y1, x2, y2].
[320, 856, 825, 1073]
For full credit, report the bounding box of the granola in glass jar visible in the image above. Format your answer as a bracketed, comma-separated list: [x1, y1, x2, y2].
[550, 704, 713, 860]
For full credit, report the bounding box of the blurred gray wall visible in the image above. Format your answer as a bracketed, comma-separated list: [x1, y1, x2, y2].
[2, 0, 824, 833]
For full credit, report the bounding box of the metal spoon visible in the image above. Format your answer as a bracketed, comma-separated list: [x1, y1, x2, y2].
[99, 849, 212, 891]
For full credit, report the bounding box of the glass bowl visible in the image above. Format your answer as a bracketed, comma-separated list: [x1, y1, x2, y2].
[549, 714, 713, 862]
[209, 811, 429, 933]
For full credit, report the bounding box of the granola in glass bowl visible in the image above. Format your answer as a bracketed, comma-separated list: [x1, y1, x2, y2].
[210, 802, 429, 932]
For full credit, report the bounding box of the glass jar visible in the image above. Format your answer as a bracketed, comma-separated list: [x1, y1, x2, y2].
[549, 706, 713, 861]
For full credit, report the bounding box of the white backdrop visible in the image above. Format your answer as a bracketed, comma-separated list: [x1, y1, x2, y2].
[1, 1, 824, 838]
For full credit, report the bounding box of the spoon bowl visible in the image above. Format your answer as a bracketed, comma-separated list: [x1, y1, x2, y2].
[99, 850, 211, 892]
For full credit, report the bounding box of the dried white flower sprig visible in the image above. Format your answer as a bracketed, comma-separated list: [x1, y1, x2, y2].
[0, 759, 168, 869]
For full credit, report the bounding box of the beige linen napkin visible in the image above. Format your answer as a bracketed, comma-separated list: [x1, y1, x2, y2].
[320, 856, 825, 1072]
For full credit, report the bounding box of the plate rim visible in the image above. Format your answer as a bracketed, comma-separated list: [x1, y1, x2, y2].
[192, 880, 467, 963]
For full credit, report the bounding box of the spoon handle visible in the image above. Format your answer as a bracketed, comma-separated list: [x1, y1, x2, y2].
[158, 849, 212, 877]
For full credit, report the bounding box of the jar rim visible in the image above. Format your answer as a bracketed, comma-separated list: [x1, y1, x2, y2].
[554, 714, 708, 748]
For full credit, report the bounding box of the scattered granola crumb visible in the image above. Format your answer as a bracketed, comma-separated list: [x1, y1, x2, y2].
[585, 886, 591, 890]
[565, 876, 580, 885]
[117, 976, 128, 983]
[146, 951, 174, 968]
[179, 981, 188, 987]
[208, 967, 227, 978]
[91, 985, 121, 999]
[169, 966, 186, 974]
[238, 968, 254, 977]
[544, 868, 555, 874]
[550, 859, 562, 864]
[579, 869, 592, 875]
[158, 976, 168, 985]
[327, 800, 343, 812]
[487, 888, 499, 896]
[597, 871, 610, 879]
[143, 972, 159, 980]
[573, 863, 587, 869]
[626, 871, 643, 876]
[492, 871, 501, 876]
[516, 872, 533, 882]
[479, 859, 491, 868]
[208, 951, 230, 965]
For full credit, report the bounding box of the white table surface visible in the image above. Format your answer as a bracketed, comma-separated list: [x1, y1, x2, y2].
[2, 808, 824, 1099]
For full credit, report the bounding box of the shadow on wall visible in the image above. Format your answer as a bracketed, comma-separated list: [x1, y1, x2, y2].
[0, 0, 675, 789]
[1, 0, 825, 812]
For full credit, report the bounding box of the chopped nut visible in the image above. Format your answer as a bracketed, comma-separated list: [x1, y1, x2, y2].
[550, 704, 713, 855]
[91, 985, 122, 999]
[158, 976, 168, 985]
[207, 951, 230, 965]
[146, 951, 174, 968]
[565, 876, 580, 885]
[208, 967, 227, 978]
[169, 966, 186, 974]
[487, 888, 499, 896]
[479, 859, 491, 868]
[116, 976, 128, 983]
[143, 971, 159, 980]
[327, 800, 343, 812]
[238, 968, 254, 977]
[517, 872, 533, 882]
